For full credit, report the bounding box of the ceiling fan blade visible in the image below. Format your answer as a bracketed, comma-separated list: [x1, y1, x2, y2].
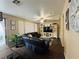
[40, 18, 45, 23]
[45, 17, 53, 20]
[33, 15, 42, 18]
[40, 7, 45, 17]
[33, 7, 54, 21]
[45, 14, 51, 17]
[33, 16, 42, 21]
[43, 14, 51, 19]
[34, 18, 40, 21]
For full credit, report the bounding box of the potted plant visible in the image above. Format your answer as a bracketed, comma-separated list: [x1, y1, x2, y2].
[8, 33, 20, 47]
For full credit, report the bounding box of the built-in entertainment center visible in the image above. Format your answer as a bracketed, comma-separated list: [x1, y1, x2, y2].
[39, 21, 59, 38]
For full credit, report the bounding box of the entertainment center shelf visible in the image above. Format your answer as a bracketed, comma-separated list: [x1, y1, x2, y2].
[39, 22, 58, 38]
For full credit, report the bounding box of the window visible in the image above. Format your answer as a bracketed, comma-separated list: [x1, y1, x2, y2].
[0, 20, 6, 47]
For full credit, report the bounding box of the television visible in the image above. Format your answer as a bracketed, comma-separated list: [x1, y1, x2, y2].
[43, 26, 52, 32]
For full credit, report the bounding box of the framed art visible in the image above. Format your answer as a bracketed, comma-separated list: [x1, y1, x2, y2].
[10, 20, 16, 30]
[0, 12, 3, 21]
[69, 0, 79, 32]
[65, 8, 69, 30]
[70, 12, 79, 32]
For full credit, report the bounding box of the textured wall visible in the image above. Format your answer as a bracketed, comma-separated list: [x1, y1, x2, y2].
[61, 0, 79, 59]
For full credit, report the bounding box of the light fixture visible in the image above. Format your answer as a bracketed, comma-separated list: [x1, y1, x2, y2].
[40, 18, 45, 23]
[12, 0, 20, 5]
[40, 20, 44, 23]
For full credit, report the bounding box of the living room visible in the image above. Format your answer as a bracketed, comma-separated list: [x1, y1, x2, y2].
[0, 0, 79, 59]
[0, 9, 63, 59]
[0, 0, 64, 58]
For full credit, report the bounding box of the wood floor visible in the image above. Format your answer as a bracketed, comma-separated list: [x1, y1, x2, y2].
[12, 38, 65, 59]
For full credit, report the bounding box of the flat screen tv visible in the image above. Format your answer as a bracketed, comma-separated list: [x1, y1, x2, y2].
[43, 26, 52, 32]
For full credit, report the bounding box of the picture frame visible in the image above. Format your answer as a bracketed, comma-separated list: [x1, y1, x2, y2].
[0, 12, 3, 21]
[10, 20, 16, 30]
[70, 11, 79, 32]
[65, 8, 69, 30]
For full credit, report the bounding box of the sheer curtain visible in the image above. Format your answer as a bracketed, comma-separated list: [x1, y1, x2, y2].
[0, 19, 6, 48]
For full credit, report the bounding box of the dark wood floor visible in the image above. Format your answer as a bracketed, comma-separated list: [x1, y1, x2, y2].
[12, 38, 65, 59]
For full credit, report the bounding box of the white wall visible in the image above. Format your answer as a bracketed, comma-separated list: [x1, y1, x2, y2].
[61, 0, 79, 59]
[60, 15, 64, 47]
[18, 20, 25, 35]
[25, 21, 37, 33]
[18, 19, 38, 35]
[34, 24, 38, 32]
[0, 14, 38, 59]
[4, 13, 38, 36]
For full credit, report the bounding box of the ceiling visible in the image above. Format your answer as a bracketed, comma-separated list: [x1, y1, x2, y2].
[0, 0, 65, 22]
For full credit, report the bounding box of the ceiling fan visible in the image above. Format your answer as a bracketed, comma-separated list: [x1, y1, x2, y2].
[33, 8, 53, 23]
